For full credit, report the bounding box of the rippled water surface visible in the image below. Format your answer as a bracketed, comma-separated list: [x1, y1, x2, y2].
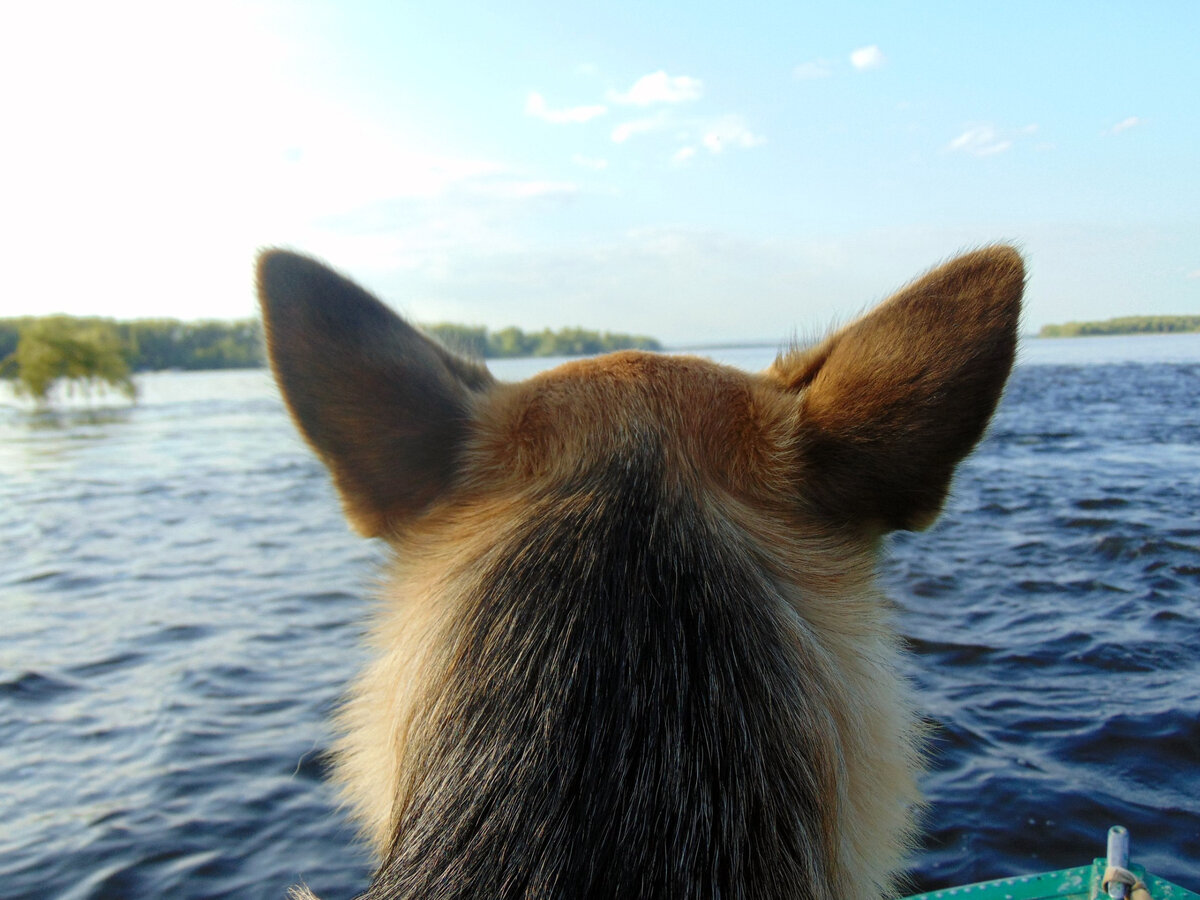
[2, 335, 1198, 898]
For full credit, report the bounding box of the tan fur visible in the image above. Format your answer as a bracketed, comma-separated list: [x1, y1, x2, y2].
[257, 246, 1023, 899]
[332, 495, 536, 847]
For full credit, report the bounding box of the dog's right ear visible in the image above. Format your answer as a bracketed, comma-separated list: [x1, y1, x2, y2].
[257, 250, 494, 537]
[770, 246, 1023, 533]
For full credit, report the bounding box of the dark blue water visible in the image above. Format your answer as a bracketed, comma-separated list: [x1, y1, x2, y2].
[2, 335, 1198, 898]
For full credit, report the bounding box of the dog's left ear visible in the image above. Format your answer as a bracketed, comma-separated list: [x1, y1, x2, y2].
[257, 250, 494, 537]
[771, 246, 1024, 532]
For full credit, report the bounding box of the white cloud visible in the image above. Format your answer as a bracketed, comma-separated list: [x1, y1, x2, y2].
[611, 111, 764, 158]
[525, 92, 608, 124]
[608, 71, 703, 106]
[1108, 116, 1145, 135]
[701, 116, 766, 153]
[1187, 269, 1200, 280]
[602, 71, 764, 162]
[671, 146, 697, 165]
[793, 59, 833, 80]
[947, 125, 1014, 157]
[850, 45, 886, 70]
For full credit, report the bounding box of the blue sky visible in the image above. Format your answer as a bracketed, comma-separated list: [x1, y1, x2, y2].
[2, 0, 1197, 342]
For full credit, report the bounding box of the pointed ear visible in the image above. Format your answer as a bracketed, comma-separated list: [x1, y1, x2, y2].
[257, 250, 494, 537]
[771, 246, 1024, 532]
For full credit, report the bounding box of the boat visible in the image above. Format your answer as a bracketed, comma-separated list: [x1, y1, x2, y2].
[902, 826, 1198, 899]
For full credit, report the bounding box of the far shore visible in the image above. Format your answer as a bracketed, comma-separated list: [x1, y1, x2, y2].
[1037, 314, 1199, 338]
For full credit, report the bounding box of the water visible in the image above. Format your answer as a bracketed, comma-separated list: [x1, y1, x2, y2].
[2, 334, 1198, 898]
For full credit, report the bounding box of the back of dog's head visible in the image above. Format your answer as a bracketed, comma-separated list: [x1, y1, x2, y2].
[259, 246, 1023, 900]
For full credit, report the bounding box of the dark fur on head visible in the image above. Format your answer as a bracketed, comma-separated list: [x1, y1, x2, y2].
[259, 247, 1024, 900]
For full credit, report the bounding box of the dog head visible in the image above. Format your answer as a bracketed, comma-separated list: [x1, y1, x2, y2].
[258, 246, 1021, 540]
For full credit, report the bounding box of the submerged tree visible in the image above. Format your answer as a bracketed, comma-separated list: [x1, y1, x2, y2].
[5, 316, 137, 405]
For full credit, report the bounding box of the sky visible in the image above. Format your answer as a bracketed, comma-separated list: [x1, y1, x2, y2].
[1, 0, 1197, 343]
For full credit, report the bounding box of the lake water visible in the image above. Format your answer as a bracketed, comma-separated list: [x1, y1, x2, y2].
[2, 334, 1198, 898]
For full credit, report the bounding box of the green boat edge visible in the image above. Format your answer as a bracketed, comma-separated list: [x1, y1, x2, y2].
[901, 859, 1199, 900]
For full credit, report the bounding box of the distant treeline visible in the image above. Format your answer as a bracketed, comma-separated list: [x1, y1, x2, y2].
[1039, 315, 1200, 338]
[422, 323, 661, 358]
[0, 316, 663, 378]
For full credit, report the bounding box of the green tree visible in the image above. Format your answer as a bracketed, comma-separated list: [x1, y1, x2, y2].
[6, 316, 136, 405]
[488, 326, 534, 357]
